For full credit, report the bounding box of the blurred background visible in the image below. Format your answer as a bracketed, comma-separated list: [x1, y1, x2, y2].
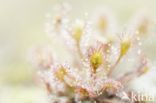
[0, 0, 156, 103]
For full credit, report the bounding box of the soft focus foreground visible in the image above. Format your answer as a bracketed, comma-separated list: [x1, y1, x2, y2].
[1, 0, 156, 103]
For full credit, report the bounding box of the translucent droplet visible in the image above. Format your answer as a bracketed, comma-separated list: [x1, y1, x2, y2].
[138, 42, 142, 46]
[137, 49, 141, 55]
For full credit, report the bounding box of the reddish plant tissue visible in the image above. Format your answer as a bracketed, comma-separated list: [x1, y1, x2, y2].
[30, 3, 154, 103]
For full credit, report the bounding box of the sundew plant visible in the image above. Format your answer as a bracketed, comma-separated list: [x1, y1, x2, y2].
[30, 3, 156, 103]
